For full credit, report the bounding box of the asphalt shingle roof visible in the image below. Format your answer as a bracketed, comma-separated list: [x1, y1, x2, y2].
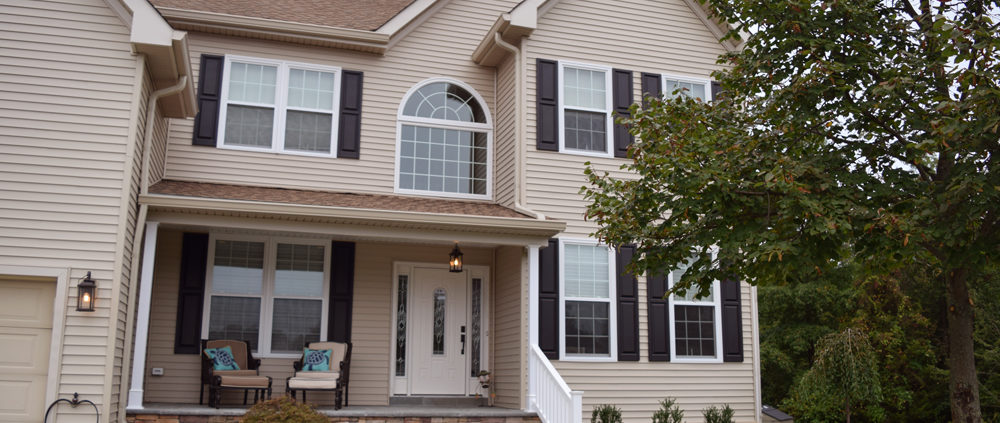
[149, 0, 416, 31]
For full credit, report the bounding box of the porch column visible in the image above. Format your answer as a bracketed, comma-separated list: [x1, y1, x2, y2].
[526, 245, 539, 411]
[127, 221, 158, 410]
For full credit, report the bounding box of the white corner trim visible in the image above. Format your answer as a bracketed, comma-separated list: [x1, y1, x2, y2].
[752, 285, 762, 422]
[127, 222, 159, 410]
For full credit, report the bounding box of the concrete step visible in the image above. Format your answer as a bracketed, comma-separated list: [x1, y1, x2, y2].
[389, 396, 488, 407]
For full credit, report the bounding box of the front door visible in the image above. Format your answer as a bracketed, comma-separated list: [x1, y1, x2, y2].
[410, 267, 467, 395]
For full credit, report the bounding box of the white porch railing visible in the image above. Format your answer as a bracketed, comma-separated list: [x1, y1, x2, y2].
[528, 344, 583, 423]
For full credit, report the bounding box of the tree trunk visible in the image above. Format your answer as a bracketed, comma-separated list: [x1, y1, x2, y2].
[945, 269, 982, 423]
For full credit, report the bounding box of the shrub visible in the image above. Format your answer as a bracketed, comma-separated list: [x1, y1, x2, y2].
[702, 404, 735, 423]
[652, 397, 684, 423]
[242, 396, 328, 423]
[591, 403, 623, 423]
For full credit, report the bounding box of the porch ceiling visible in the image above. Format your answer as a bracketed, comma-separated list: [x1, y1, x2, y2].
[140, 181, 565, 246]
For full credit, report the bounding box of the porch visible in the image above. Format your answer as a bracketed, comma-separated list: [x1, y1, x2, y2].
[125, 181, 566, 418]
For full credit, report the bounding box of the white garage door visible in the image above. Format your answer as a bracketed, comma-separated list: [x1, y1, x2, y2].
[0, 277, 55, 423]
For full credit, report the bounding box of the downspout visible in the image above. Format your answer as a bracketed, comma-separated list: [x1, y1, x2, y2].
[119, 71, 188, 420]
[493, 32, 545, 221]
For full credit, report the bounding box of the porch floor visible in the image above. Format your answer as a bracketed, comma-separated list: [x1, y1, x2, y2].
[134, 403, 537, 418]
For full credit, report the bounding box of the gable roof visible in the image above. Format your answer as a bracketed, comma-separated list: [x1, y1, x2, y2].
[148, 0, 439, 53]
[148, 0, 415, 31]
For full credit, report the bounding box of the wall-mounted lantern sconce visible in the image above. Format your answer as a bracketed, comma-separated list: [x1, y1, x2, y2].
[76, 272, 96, 312]
[449, 243, 464, 273]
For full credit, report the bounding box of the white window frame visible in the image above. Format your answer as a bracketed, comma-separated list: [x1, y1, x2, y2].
[217, 55, 342, 158]
[666, 250, 723, 363]
[394, 77, 494, 200]
[201, 233, 330, 358]
[660, 73, 713, 102]
[558, 238, 618, 362]
[558, 61, 614, 158]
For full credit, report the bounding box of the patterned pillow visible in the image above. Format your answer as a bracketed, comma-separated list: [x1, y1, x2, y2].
[302, 348, 332, 371]
[204, 346, 240, 371]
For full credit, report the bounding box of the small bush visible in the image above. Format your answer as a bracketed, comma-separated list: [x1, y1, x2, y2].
[242, 396, 327, 423]
[591, 403, 623, 423]
[702, 404, 735, 423]
[652, 397, 684, 423]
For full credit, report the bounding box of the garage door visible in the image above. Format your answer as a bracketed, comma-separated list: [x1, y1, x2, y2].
[0, 277, 55, 423]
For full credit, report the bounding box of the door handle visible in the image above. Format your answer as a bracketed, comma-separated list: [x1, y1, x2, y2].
[460, 325, 466, 355]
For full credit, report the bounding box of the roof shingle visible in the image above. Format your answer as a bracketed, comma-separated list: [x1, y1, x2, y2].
[149, 0, 415, 31]
[148, 180, 533, 219]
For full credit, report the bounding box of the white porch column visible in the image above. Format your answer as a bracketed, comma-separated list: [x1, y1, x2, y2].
[127, 222, 158, 410]
[526, 245, 539, 411]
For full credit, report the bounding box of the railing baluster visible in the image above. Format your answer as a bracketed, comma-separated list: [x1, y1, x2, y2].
[527, 344, 583, 423]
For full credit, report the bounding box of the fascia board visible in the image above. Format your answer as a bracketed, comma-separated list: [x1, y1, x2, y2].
[139, 194, 566, 236]
[376, 0, 439, 35]
[156, 7, 391, 53]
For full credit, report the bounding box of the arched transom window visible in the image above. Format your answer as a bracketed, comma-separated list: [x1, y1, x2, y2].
[396, 80, 492, 198]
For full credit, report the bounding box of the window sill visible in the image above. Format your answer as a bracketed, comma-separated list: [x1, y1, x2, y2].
[218, 143, 337, 159]
[394, 187, 491, 201]
[557, 148, 615, 159]
[559, 354, 617, 363]
[670, 356, 723, 364]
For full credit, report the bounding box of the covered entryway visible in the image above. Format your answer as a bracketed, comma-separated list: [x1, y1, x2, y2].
[0, 276, 55, 423]
[391, 263, 489, 397]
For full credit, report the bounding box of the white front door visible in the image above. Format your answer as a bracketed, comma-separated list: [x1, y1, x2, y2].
[410, 267, 467, 395]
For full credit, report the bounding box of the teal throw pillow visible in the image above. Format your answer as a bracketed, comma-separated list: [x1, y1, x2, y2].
[204, 346, 240, 371]
[302, 348, 332, 371]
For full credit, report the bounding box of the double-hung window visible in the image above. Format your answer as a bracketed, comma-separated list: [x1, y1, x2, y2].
[203, 236, 329, 356]
[667, 256, 723, 362]
[560, 240, 617, 360]
[218, 56, 341, 156]
[559, 62, 613, 156]
[662, 75, 712, 102]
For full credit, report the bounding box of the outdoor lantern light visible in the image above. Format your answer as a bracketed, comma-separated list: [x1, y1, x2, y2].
[76, 271, 96, 312]
[449, 243, 464, 273]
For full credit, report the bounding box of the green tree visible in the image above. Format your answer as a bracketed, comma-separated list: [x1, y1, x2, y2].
[582, 0, 999, 420]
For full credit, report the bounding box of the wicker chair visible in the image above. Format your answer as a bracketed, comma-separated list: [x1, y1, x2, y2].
[285, 341, 352, 409]
[200, 339, 272, 408]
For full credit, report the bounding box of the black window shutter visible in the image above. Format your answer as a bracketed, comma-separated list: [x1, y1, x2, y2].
[612, 69, 634, 158]
[711, 80, 723, 102]
[192, 55, 224, 146]
[646, 273, 670, 362]
[536, 59, 559, 151]
[337, 70, 363, 159]
[329, 241, 356, 343]
[640, 72, 662, 107]
[538, 239, 560, 359]
[174, 232, 209, 354]
[615, 245, 639, 361]
[721, 279, 744, 362]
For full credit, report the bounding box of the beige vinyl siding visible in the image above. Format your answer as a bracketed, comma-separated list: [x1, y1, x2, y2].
[554, 281, 756, 423]
[493, 55, 518, 207]
[523, 0, 729, 239]
[523, 1, 754, 422]
[492, 245, 525, 409]
[143, 229, 500, 405]
[163, 0, 521, 197]
[0, 0, 138, 419]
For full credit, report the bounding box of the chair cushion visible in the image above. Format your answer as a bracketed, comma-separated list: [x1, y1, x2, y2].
[294, 371, 340, 379]
[301, 348, 332, 371]
[288, 377, 340, 390]
[218, 375, 269, 388]
[214, 369, 258, 377]
[204, 346, 240, 371]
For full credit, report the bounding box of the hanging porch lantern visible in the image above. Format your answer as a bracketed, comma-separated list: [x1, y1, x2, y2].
[449, 243, 464, 273]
